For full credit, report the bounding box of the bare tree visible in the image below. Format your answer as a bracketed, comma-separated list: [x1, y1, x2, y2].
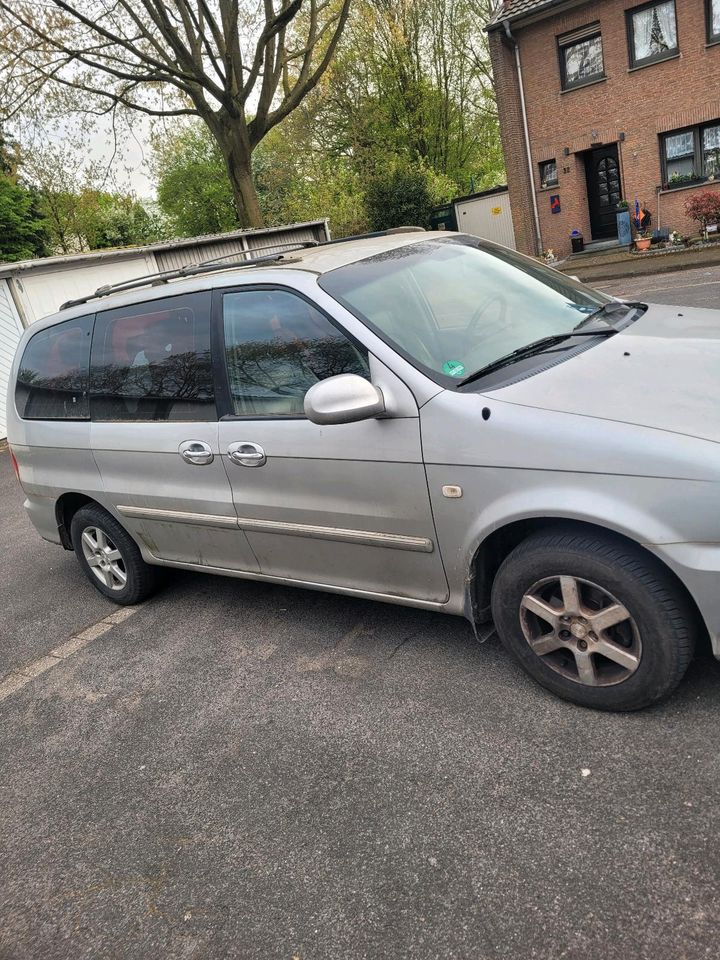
[0, 1, 352, 227]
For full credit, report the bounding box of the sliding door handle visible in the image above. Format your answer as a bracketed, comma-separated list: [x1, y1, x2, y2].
[179, 440, 214, 465]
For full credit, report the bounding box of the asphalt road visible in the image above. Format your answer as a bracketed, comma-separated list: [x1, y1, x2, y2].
[3, 270, 720, 960]
[597, 262, 720, 308]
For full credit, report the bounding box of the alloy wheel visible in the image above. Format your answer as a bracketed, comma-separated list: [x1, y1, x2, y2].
[80, 526, 127, 592]
[519, 575, 641, 687]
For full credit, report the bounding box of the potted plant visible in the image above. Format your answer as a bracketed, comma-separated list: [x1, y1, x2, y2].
[635, 231, 652, 251]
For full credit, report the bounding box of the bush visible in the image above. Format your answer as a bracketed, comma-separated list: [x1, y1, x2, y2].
[684, 191, 720, 233]
[365, 159, 455, 232]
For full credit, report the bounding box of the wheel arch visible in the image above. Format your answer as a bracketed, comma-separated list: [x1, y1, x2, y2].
[55, 493, 98, 549]
[468, 516, 708, 650]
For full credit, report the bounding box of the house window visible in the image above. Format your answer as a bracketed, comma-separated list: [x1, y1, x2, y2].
[709, 0, 720, 42]
[558, 24, 604, 89]
[627, 1, 678, 68]
[664, 130, 696, 182]
[539, 160, 558, 188]
[704, 125, 720, 175]
[661, 121, 720, 187]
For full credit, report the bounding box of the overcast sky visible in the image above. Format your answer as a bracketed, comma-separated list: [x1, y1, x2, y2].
[89, 116, 156, 199]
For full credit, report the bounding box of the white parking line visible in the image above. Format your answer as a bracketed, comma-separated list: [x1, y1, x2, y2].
[0, 606, 140, 704]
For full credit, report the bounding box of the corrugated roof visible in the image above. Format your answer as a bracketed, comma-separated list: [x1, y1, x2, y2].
[0, 219, 328, 279]
[486, 0, 569, 30]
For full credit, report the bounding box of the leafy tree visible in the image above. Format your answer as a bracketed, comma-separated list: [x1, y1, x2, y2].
[154, 125, 237, 237]
[0, 0, 353, 228]
[79, 192, 165, 249]
[0, 125, 18, 175]
[0, 175, 49, 262]
[20, 141, 164, 252]
[0, 126, 49, 261]
[253, 125, 369, 236]
[313, 0, 504, 192]
[37, 187, 163, 253]
[154, 121, 369, 238]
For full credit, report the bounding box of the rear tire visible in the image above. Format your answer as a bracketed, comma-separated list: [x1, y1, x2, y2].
[71, 503, 158, 605]
[490, 528, 695, 711]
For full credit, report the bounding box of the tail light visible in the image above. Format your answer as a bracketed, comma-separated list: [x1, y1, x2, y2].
[8, 445, 20, 483]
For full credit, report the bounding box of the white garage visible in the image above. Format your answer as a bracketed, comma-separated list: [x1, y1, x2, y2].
[0, 220, 329, 439]
[453, 187, 517, 249]
[0, 280, 25, 439]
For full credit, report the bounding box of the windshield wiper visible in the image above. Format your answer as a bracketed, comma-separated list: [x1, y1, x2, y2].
[459, 328, 617, 386]
[575, 300, 646, 330]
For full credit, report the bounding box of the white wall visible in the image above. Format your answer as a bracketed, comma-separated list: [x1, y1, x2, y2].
[0, 279, 25, 439]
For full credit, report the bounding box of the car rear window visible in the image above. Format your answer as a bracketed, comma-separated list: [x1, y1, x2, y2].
[15, 315, 93, 420]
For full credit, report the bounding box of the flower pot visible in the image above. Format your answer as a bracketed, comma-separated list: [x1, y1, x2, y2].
[635, 237, 651, 251]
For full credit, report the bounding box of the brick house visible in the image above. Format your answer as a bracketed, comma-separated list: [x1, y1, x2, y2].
[487, 0, 720, 257]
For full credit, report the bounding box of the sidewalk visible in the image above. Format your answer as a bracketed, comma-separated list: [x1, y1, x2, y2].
[555, 240, 720, 283]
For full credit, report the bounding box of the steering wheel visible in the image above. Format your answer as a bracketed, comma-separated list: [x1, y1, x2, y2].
[464, 294, 509, 351]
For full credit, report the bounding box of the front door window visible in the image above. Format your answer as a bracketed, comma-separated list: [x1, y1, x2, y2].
[597, 156, 621, 209]
[222, 288, 369, 417]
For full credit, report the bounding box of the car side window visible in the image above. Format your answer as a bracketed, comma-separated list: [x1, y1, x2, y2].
[15, 315, 93, 420]
[222, 288, 369, 418]
[90, 292, 215, 422]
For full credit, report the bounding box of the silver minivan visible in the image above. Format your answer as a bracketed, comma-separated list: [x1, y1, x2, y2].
[8, 231, 720, 711]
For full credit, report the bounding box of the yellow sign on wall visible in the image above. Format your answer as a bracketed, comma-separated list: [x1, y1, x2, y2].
[491, 206, 502, 216]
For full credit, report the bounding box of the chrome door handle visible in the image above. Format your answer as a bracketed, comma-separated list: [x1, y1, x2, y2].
[228, 441, 267, 467]
[179, 440, 214, 465]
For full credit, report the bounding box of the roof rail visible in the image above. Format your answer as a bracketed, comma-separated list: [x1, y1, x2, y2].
[323, 226, 426, 246]
[59, 240, 319, 311]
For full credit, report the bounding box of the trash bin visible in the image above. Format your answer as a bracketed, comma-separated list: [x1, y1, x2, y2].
[570, 230, 584, 254]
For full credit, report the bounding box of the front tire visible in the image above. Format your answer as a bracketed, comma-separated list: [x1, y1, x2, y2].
[491, 528, 695, 711]
[71, 504, 158, 605]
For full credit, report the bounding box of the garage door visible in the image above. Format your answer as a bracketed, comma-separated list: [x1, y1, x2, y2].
[455, 191, 517, 249]
[0, 279, 25, 440]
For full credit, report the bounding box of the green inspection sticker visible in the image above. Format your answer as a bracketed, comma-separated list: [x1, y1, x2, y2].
[442, 360, 466, 378]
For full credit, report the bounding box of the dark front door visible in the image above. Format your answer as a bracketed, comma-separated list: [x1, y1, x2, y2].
[585, 145, 621, 240]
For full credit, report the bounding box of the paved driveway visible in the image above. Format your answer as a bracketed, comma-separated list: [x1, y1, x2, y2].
[2, 273, 720, 959]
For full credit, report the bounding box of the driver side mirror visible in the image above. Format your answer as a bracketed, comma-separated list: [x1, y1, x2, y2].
[304, 374, 386, 425]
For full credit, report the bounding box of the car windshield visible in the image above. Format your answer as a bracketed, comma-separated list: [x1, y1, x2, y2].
[318, 236, 613, 384]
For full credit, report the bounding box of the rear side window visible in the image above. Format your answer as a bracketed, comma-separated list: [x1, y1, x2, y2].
[90, 292, 215, 421]
[15, 315, 93, 420]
